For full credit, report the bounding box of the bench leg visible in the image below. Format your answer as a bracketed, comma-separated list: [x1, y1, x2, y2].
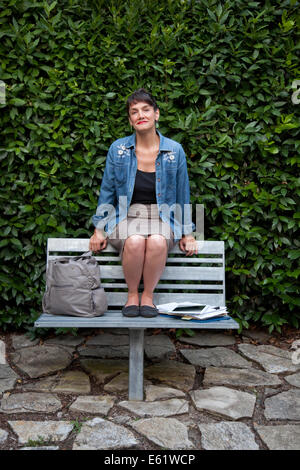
[128, 328, 144, 401]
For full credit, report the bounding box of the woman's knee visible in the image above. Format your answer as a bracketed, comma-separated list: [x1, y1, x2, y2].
[124, 235, 146, 254]
[146, 234, 167, 252]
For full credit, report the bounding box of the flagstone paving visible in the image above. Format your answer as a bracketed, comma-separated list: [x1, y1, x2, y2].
[264, 389, 300, 420]
[180, 346, 252, 368]
[8, 420, 74, 444]
[238, 344, 300, 374]
[118, 398, 189, 417]
[203, 366, 282, 387]
[0, 327, 299, 450]
[189, 386, 256, 419]
[254, 424, 300, 450]
[10, 345, 73, 378]
[284, 372, 300, 387]
[198, 422, 259, 450]
[72, 417, 139, 450]
[69, 395, 115, 414]
[0, 365, 19, 394]
[131, 417, 195, 450]
[144, 359, 196, 391]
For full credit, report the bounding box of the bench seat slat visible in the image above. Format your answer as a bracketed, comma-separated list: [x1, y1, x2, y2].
[35, 312, 239, 329]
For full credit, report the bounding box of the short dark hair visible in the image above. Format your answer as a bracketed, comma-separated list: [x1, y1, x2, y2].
[126, 88, 158, 115]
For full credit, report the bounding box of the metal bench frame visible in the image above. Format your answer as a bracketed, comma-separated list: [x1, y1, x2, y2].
[35, 238, 239, 400]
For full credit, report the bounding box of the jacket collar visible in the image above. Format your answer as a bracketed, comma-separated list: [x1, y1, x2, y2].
[124, 130, 172, 152]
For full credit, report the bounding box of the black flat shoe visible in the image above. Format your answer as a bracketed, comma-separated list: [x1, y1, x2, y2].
[122, 305, 140, 317]
[140, 304, 159, 318]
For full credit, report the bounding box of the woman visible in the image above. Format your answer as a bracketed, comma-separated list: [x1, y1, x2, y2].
[89, 88, 197, 318]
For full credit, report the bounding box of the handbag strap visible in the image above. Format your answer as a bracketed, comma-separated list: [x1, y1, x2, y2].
[51, 251, 100, 288]
[81, 251, 93, 257]
[75, 251, 100, 288]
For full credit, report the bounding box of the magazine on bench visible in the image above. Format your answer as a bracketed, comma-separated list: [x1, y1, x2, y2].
[156, 301, 228, 320]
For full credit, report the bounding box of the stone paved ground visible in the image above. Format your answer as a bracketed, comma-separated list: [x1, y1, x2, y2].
[0, 325, 300, 450]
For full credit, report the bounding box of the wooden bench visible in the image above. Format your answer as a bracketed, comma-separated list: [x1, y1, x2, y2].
[34, 238, 239, 400]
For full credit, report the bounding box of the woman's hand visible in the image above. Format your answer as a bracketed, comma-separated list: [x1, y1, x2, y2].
[179, 234, 198, 256]
[89, 229, 108, 253]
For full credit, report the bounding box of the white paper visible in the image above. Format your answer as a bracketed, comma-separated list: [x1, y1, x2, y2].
[156, 302, 228, 317]
[185, 310, 227, 320]
[156, 301, 205, 313]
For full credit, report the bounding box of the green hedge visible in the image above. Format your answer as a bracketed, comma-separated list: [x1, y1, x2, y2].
[0, 0, 299, 333]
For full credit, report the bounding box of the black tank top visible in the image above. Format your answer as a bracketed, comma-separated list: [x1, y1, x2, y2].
[130, 169, 157, 205]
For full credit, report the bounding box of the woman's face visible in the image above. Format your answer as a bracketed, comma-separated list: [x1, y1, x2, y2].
[128, 101, 159, 132]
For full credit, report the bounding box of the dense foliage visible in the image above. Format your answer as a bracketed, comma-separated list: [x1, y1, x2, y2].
[0, 0, 299, 333]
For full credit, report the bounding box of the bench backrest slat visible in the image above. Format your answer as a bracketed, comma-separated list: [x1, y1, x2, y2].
[48, 255, 224, 264]
[47, 238, 223, 253]
[98, 265, 224, 281]
[105, 292, 224, 307]
[101, 283, 222, 290]
[46, 238, 225, 307]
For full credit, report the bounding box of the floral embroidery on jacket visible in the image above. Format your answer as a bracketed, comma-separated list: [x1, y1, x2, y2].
[163, 152, 176, 164]
[116, 144, 130, 158]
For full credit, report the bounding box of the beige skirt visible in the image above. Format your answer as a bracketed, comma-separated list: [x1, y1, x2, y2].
[107, 203, 175, 262]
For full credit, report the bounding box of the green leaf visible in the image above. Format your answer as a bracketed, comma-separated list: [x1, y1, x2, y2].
[105, 92, 116, 99]
[10, 98, 26, 106]
[47, 215, 58, 227]
[11, 238, 22, 250]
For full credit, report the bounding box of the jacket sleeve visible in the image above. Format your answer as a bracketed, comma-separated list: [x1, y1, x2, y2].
[176, 145, 196, 236]
[92, 145, 117, 232]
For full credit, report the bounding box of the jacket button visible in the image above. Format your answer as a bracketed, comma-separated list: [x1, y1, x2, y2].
[157, 178, 160, 182]
[158, 193, 161, 196]
[157, 162, 160, 166]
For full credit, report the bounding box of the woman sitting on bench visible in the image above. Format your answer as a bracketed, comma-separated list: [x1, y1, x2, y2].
[89, 88, 197, 318]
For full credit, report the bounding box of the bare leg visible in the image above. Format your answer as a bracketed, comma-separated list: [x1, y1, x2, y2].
[141, 234, 168, 307]
[122, 235, 146, 306]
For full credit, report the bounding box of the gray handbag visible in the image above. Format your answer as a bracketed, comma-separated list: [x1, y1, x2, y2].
[42, 251, 107, 317]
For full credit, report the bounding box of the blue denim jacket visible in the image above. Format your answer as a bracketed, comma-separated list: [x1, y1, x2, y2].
[92, 130, 195, 242]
